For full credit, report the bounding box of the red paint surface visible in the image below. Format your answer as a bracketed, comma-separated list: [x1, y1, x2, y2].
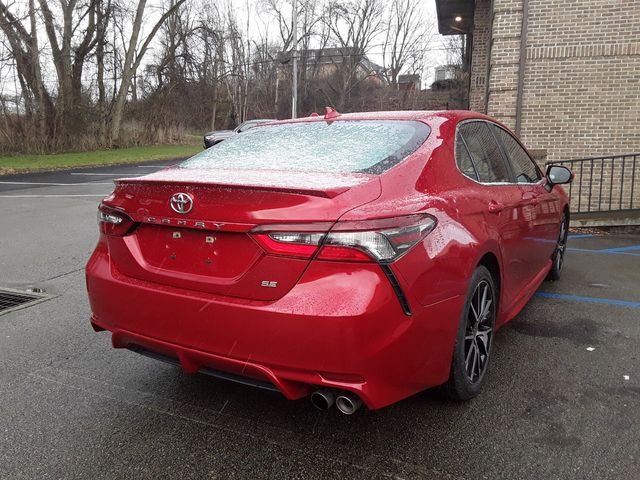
[86, 110, 569, 409]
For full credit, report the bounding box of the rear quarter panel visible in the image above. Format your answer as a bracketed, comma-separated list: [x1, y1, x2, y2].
[340, 114, 506, 313]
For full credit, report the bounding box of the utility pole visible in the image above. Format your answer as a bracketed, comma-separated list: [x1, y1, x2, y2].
[291, 0, 298, 119]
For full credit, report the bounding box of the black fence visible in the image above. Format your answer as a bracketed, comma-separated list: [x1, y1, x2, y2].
[546, 153, 640, 214]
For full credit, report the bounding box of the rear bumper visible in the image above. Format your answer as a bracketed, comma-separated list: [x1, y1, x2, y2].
[91, 317, 313, 399]
[86, 244, 464, 409]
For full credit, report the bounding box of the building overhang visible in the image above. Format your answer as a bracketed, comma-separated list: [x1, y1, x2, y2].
[435, 0, 475, 35]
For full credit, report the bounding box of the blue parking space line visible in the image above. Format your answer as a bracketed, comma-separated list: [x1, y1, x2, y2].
[521, 238, 640, 256]
[596, 245, 640, 253]
[535, 291, 640, 308]
[566, 247, 640, 257]
[568, 234, 594, 239]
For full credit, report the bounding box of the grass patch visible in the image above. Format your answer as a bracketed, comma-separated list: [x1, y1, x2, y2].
[0, 142, 202, 174]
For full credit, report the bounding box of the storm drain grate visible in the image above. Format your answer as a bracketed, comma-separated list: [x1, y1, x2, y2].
[0, 288, 50, 316]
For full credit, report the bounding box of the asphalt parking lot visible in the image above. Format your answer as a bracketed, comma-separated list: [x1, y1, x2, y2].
[0, 163, 638, 480]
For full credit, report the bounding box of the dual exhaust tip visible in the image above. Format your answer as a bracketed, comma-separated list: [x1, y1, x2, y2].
[310, 388, 363, 415]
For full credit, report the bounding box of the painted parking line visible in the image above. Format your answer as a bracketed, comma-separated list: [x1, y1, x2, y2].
[596, 245, 640, 253]
[566, 247, 640, 257]
[538, 236, 595, 244]
[536, 291, 640, 308]
[568, 233, 594, 239]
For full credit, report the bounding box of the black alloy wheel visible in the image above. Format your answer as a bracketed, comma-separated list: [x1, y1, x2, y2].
[464, 279, 494, 384]
[443, 265, 496, 400]
[547, 212, 568, 281]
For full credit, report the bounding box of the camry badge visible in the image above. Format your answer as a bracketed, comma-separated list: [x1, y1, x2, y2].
[170, 192, 193, 214]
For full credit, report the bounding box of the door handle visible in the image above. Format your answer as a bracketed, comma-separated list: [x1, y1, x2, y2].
[521, 193, 539, 206]
[488, 201, 505, 214]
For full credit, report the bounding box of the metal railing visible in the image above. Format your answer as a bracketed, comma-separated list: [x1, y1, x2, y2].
[546, 153, 640, 214]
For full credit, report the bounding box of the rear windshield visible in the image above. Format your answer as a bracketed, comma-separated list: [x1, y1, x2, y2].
[181, 120, 430, 175]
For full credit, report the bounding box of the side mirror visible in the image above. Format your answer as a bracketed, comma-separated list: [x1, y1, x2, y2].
[546, 165, 573, 186]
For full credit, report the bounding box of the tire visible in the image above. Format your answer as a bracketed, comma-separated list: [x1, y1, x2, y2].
[442, 265, 497, 401]
[547, 211, 568, 281]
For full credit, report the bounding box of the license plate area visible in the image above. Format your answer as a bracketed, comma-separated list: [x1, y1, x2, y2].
[134, 224, 262, 279]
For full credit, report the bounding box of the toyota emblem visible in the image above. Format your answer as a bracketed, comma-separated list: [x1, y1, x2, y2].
[169, 192, 193, 214]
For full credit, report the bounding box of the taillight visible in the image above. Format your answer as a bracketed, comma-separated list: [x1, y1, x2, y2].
[251, 214, 436, 263]
[97, 203, 136, 236]
[251, 222, 333, 260]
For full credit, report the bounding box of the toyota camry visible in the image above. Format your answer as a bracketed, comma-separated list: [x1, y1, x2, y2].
[86, 109, 573, 414]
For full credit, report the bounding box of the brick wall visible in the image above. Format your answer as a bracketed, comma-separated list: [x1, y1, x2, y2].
[485, 0, 523, 129]
[468, 0, 491, 111]
[469, 0, 640, 163]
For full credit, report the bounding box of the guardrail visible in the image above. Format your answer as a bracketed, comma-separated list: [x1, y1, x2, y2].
[546, 153, 639, 214]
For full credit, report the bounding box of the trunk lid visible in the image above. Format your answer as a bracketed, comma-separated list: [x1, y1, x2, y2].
[102, 167, 380, 301]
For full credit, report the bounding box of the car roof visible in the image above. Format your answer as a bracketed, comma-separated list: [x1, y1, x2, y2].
[270, 110, 498, 125]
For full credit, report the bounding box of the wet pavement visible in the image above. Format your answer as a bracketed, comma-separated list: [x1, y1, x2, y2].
[1, 163, 638, 479]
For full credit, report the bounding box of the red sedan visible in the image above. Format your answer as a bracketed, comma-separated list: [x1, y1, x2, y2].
[86, 110, 573, 414]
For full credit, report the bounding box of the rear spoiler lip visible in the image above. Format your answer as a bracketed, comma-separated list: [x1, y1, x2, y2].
[113, 177, 351, 199]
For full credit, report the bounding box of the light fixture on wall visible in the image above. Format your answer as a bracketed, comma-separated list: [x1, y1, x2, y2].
[454, 16, 462, 22]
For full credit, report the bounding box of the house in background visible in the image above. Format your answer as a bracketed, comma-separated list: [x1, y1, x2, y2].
[435, 0, 640, 163]
[434, 65, 460, 82]
[277, 48, 386, 87]
[397, 74, 421, 91]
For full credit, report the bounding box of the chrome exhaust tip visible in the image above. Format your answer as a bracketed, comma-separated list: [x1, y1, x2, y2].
[335, 392, 363, 415]
[311, 388, 335, 411]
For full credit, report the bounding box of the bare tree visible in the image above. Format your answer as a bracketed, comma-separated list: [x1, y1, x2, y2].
[222, 5, 248, 125]
[261, 0, 321, 52]
[260, 0, 323, 114]
[383, 0, 435, 87]
[153, 0, 197, 87]
[321, 0, 385, 109]
[95, 0, 112, 143]
[197, 2, 226, 129]
[0, 0, 463, 154]
[110, 0, 187, 145]
[443, 34, 468, 71]
[37, 0, 100, 140]
[0, 0, 55, 144]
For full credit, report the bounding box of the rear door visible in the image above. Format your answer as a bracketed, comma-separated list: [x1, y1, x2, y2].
[490, 124, 559, 272]
[457, 121, 530, 299]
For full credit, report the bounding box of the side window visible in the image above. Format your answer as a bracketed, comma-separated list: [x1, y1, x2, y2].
[455, 132, 478, 181]
[492, 126, 542, 183]
[459, 122, 511, 183]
